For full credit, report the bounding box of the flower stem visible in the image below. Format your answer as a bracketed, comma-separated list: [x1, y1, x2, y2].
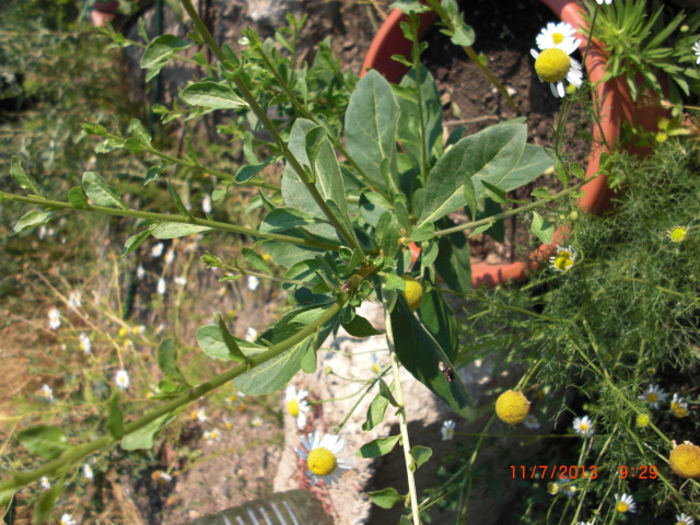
[384, 307, 421, 525]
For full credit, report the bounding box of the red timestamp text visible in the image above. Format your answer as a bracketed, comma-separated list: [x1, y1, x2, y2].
[617, 465, 659, 479]
[509, 465, 598, 480]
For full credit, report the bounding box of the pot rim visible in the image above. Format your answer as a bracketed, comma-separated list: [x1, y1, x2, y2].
[360, 0, 644, 286]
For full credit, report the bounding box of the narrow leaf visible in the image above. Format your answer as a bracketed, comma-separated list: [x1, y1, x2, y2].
[151, 222, 211, 239]
[82, 172, 127, 210]
[13, 210, 51, 234]
[358, 435, 401, 458]
[362, 391, 389, 431]
[10, 156, 41, 195]
[181, 81, 247, 109]
[120, 413, 173, 451]
[342, 315, 383, 337]
[157, 338, 189, 384]
[106, 393, 124, 439]
[216, 313, 248, 362]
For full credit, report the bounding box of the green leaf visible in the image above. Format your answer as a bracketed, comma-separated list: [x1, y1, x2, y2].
[181, 81, 247, 110]
[13, 210, 51, 234]
[497, 144, 554, 194]
[378, 378, 399, 407]
[106, 393, 124, 439]
[376, 212, 400, 259]
[128, 118, 152, 147]
[157, 338, 189, 385]
[531, 211, 554, 244]
[367, 487, 404, 509]
[358, 435, 401, 458]
[300, 339, 317, 373]
[260, 208, 323, 233]
[216, 313, 248, 363]
[359, 192, 393, 227]
[233, 340, 309, 395]
[434, 217, 472, 293]
[151, 222, 211, 239]
[32, 483, 61, 525]
[196, 324, 239, 361]
[121, 413, 174, 451]
[17, 426, 70, 460]
[82, 172, 127, 210]
[418, 288, 458, 361]
[342, 314, 383, 337]
[344, 70, 399, 192]
[410, 445, 432, 469]
[418, 122, 526, 227]
[241, 247, 271, 273]
[362, 391, 390, 431]
[122, 229, 152, 257]
[480, 180, 507, 204]
[235, 161, 270, 183]
[141, 35, 192, 68]
[10, 156, 41, 195]
[449, 20, 475, 46]
[166, 180, 192, 218]
[67, 186, 88, 209]
[390, 297, 474, 419]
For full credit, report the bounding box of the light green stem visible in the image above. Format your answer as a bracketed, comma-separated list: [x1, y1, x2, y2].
[0, 300, 343, 493]
[384, 307, 421, 525]
[0, 191, 339, 251]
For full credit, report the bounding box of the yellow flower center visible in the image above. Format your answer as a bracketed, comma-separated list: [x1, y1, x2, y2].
[669, 226, 688, 243]
[372, 363, 381, 374]
[579, 423, 589, 431]
[535, 48, 571, 83]
[647, 393, 658, 402]
[402, 277, 423, 311]
[673, 406, 688, 418]
[636, 414, 650, 427]
[669, 443, 700, 478]
[553, 254, 574, 271]
[616, 501, 629, 513]
[552, 32, 564, 44]
[495, 390, 530, 424]
[307, 447, 337, 477]
[118, 326, 129, 338]
[287, 399, 300, 417]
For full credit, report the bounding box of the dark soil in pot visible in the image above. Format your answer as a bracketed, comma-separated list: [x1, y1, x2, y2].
[420, 0, 592, 264]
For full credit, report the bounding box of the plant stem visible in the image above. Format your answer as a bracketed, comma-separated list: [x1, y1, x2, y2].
[179, 0, 363, 255]
[431, 176, 593, 238]
[384, 307, 421, 525]
[0, 191, 339, 251]
[0, 300, 344, 493]
[424, 0, 522, 115]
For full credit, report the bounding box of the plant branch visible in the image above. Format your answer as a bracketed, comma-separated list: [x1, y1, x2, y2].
[0, 191, 339, 251]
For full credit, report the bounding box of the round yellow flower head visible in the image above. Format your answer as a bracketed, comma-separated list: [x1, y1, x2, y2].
[668, 226, 688, 243]
[495, 390, 531, 424]
[307, 447, 337, 477]
[636, 414, 650, 428]
[669, 442, 700, 479]
[534, 48, 571, 83]
[402, 276, 423, 311]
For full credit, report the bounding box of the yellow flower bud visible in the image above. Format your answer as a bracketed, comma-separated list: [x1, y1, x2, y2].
[669, 442, 700, 479]
[495, 390, 530, 424]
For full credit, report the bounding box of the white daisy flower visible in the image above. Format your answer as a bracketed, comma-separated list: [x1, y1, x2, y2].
[638, 384, 668, 409]
[39, 383, 54, 401]
[82, 463, 94, 481]
[549, 245, 578, 272]
[115, 369, 130, 390]
[48, 307, 61, 330]
[247, 275, 260, 291]
[536, 22, 581, 53]
[202, 194, 212, 214]
[68, 290, 82, 309]
[614, 493, 636, 513]
[79, 332, 91, 354]
[164, 249, 175, 266]
[295, 431, 352, 486]
[39, 476, 51, 489]
[157, 278, 166, 295]
[174, 275, 187, 287]
[136, 264, 146, 280]
[190, 408, 208, 422]
[531, 48, 583, 98]
[573, 415, 594, 437]
[239, 36, 249, 46]
[557, 475, 578, 497]
[151, 242, 164, 258]
[285, 384, 311, 430]
[203, 429, 220, 444]
[251, 416, 263, 427]
[245, 326, 258, 342]
[675, 513, 695, 525]
[523, 414, 541, 430]
[134, 325, 146, 336]
[670, 393, 689, 418]
[577, 520, 596, 525]
[694, 41, 700, 65]
[441, 419, 456, 441]
[59, 513, 76, 525]
[596, 0, 612, 4]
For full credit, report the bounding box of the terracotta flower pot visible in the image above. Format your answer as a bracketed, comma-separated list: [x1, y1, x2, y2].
[361, 0, 663, 286]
